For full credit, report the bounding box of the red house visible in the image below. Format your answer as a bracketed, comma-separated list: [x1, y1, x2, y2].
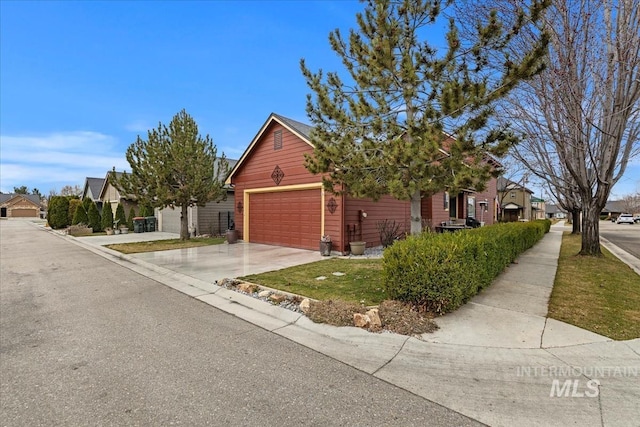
[226, 113, 499, 254]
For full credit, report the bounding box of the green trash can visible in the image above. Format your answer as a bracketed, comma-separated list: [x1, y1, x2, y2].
[133, 217, 145, 233]
[145, 216, 156, 232]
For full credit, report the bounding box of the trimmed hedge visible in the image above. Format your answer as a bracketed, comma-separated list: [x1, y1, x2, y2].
[382, 220, 551, 314]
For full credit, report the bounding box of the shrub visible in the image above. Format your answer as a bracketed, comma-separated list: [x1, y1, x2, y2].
[115, 203, 127, 229]
[87, 201, 102, 232]
[47, 196, 70, 229]
[72, 204, 88, 225]
[377, 219, 402, 248]
[101, 202, 114, 231]
[127, 207, 136, 230]
[382, 220, 550, 314]
[68, 199, 83, 225]
[82, 197, 93, 214]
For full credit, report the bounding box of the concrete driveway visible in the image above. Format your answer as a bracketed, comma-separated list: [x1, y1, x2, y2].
[77, 232, 325, 282]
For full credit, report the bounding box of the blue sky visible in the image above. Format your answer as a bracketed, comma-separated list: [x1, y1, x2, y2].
[1, 0, 638, 198]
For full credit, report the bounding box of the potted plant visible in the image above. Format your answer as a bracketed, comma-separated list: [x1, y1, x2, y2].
[105, 227, 114, 235]
[226, 220, 238, 244]
[319, 235, 332, 256]
[119, 225, 129, 234]
[349, 241, 366, 256]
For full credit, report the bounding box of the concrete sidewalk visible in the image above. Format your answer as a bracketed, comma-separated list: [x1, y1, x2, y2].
[47, 222, 640, 426]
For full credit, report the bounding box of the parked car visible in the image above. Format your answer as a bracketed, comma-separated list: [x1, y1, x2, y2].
[616, 213, 635, 224]
[635, 215, 640, 223]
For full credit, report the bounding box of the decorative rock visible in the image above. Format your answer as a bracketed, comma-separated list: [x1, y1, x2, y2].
[353, 313, 370, 328]
[269, 293, 286, 304]
[237, 283, 257, 294]
[332, 272, 346, 276]
[366, 308, 382, 328]
[315, 276, 327, 281]
[299, 298, 311, 313]
[258, 290, 271, 298]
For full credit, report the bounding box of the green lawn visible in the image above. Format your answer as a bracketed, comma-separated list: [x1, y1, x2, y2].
[239, 258, 386, 306]
[548, 233, 640, 340]
[105, 237, 225, 254]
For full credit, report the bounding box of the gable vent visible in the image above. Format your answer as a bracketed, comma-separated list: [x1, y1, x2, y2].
[274, 130, 283, 150]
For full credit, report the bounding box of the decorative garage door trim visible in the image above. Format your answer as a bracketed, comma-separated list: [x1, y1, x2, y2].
[243, 183, 325, 242]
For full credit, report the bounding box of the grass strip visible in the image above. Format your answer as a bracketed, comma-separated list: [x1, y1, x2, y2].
[239, 258, 385, 306]
[548, 233, 640, 340]
[105, 237, 225, 254]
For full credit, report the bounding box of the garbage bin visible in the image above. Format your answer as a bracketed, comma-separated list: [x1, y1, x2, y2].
[133, 217, 146, 233]
[145, 216, 156, 232]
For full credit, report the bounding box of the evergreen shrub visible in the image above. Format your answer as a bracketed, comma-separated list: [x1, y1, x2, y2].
[101, 202, 114, 230]
[72, 204, 88, 225]
[382, 220, 550, 314]
[88, 202, 102, 232]
[115, 203, 127, 229]
[47, 196, 70, 229]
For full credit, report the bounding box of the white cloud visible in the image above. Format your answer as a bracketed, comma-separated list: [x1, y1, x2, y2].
[124, 120, 153, 133]
[0, 131, 129, 193]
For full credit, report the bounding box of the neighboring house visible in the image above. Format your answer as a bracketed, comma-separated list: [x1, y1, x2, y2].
[0, 194, 42, 219]
[98, 171, 138, 224]
[545, 204, 567, 219]
[531, 196, 546, 220]
[497, 177, 535, 222]
[155, 158, 238, 236]
[226, 112, 499, 254]
[601, 200, 626, 220]
[81, 177, 105, 210]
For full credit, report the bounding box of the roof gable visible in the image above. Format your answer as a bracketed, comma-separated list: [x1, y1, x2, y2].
[226, 113, 313, 183]
[83, 177, 105, 200]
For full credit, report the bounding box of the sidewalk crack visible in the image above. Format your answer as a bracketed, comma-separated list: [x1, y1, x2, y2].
[372, 336, 411, 376]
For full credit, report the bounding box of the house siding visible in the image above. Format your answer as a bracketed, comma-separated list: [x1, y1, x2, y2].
[344, 195, 411, 250]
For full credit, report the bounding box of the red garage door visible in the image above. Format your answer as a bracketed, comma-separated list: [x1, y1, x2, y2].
[249, 189, 321, 250]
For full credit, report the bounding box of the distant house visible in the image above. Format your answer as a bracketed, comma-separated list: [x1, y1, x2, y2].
[81, 177, 105, 210]
[155, 158, 238, 236]
[601, 200, 627, 220]
[226, 112, 500, 254]
[531, 196, 546, 220]
[0, 194, 42, 219]
[497, 177, 535, 222]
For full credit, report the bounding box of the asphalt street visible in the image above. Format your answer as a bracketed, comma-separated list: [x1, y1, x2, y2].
[599, 219, 640, 260]
[0, 220, 480, 427]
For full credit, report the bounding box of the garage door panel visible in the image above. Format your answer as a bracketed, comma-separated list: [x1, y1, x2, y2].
[249, 189, 321, 250]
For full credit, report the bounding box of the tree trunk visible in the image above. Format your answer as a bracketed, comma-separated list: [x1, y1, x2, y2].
[571, 209, 581, 234]
[410, 189, 422, 234]
[580, 205, 601, 256]
[180, 204, 190, 241]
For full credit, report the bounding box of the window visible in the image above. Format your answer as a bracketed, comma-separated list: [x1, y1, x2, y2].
[467, 197, 475, 218]
[274, 130, 283, 150]
[444, 192, 449, 210]
[510, 191, 516, 198]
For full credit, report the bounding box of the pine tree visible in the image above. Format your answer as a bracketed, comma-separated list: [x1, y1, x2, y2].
[115, 203, 127, 229]
[87, 201, 102, 232]
[113, 109, 229, 240]
[101, 202, 114, 231]
[300, 0, 548, 233]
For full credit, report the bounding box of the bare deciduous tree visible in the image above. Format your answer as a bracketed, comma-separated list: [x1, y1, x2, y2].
[457, 0, 640, 255]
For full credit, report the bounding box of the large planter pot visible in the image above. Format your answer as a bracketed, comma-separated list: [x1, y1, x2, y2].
[349, 241, 366, 256]
[319, 241, 332, 256]
[226, 229, 239, 244]
[120, 227, 129, 234]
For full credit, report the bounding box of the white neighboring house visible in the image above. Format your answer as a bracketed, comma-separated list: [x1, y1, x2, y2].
[545, 204, 567, 219]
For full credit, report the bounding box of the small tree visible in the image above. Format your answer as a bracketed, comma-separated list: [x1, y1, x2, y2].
[82, 197, 93, 214]
[115, 203, 127, 229]
[68, 199, 82, 226]
[72, 204, 88, 225]
[47, 196, 70, 229]
[87, 202, 102, 232]
[113, 109, 229, 240]
[101, 202, 114, 231]
[127, 207, 136, 230]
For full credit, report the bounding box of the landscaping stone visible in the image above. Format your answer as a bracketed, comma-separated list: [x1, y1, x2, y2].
[237, 283, 258, 294]
[354, 313, 370, 328]
[332, 272, 346, 276]
[367, 308, 382, 328]
[299, 298, 311, 313]
[315, 276, 327, 281]
[258, 290, 271, 298]
[269, 293, 286, 304]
